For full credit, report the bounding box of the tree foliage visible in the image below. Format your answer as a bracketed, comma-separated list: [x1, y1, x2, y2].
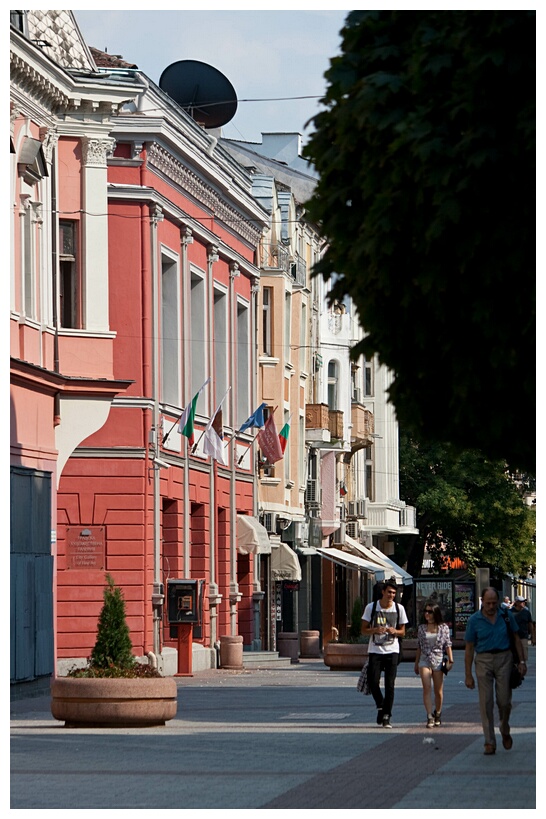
[396, 429, 536, 579]
[304, 10, 535, 472]
[91, 573, 135, 670]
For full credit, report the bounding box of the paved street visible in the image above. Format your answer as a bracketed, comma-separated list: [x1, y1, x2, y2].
[10, 648, 535, 810]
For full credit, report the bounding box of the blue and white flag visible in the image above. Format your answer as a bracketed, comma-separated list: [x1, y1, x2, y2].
[238, 402, 266, 434]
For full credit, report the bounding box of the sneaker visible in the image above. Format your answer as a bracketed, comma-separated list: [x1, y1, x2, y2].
[376, 707, 384, 726]
[426, 715, 435, 729]
[382, 715, 392, 729]
[433, 710, 442, 727]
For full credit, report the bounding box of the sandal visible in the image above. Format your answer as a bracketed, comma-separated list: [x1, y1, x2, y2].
[483, 743, 496, 755]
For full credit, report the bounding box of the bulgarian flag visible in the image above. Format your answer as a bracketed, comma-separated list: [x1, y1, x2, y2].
[178, 378, 210, 446]
[278, 420, 290, 454]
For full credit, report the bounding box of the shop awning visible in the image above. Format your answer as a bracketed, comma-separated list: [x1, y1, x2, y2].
[316, 546, 383, 575]
[271, 542, 302, 581]
[344, 535, 413, 586]
[236, 515, 272, 555]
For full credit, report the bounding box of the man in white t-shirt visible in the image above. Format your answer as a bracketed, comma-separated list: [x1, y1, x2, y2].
[361, 579, 409, 728]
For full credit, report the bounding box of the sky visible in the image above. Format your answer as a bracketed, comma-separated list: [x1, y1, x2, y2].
[73, 8, 349, 145]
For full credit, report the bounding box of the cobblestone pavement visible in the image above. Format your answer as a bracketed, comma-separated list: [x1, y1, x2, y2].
[10, 647, 536, 810]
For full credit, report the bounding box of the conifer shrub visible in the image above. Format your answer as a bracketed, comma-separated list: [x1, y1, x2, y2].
[68, 574, 160, 678]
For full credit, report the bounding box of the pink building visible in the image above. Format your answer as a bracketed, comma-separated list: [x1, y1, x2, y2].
[11, 12, 271, 689]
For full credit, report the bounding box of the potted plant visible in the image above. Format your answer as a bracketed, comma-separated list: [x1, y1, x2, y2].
[50, 574, 177, 727]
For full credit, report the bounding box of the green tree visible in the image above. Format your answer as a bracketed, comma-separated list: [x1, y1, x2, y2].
[304, 10, 535, 472]
[395, 429, 536, 581]
[91, 573, 135, 670]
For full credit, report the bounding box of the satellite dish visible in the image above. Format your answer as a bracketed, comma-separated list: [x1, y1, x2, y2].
[159, 60, 238, 129]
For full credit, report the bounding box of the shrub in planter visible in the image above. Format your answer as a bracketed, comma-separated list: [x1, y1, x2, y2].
[51, 575, 177, 726]
[68, 574, 160, 679]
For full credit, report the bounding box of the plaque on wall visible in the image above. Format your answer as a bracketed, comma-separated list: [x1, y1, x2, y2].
[66, 526, 105, 570]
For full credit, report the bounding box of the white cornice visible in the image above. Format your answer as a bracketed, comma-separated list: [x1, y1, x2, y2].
[10, 29, 142, 118]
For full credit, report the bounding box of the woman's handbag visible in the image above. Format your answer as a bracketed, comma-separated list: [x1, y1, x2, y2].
[356, 661, 371, 695]
[441, 654, 450, 675]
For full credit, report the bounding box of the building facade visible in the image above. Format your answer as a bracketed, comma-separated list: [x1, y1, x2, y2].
[10, 10, 138, 693]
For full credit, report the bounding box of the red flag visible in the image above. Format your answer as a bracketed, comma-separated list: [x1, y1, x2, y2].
[257, 414, 283, 464]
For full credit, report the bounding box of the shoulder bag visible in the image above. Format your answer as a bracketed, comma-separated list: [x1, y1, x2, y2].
[502, 612, 524, 689]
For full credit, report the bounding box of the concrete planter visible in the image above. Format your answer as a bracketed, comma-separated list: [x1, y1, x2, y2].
[219, 635, 244, 669]
[323, 642, 368, 670]
[400, 638, 418, 662]
[50, 676, 178, 728]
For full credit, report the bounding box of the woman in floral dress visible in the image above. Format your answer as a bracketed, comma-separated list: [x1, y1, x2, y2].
[414, 602, 454, 728]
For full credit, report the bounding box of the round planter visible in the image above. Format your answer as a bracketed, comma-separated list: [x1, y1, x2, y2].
[277, 631, 299, 663]
[50, 676, 178, 728]
[400, 638, 418, 663]
[323, 642, 368, 670]
[219, 635, 244, 669]
[300, 630, 321, 658]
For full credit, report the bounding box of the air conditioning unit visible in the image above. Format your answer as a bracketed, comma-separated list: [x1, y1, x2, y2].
[263, 512, 277, 534]
[338, 503, 346, 522]
[333, 522, 346, 545]
[348, 501, 357, 518]
[356, 499, 367, 518]
[293, 522, 309, 543]
[346, 521, 359, 539]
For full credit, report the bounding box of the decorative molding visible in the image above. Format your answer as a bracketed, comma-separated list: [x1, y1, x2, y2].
[147, 142, 263, 246]
[81, 136, 116, 167]
[10, 52, 72, 112]
[39, 127, 59, 163]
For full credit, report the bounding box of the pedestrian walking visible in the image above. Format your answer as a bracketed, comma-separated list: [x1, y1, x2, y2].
[465, 587, 526, 755]
[361, 579, 408, 729]
[510, 595, 535, 661]
[414, 602, 453, 728]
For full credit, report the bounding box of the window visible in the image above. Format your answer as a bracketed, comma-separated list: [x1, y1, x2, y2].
[299, 415, 305, 486]
[59, 220, 80, 328]
[364, 358, 373, 396]
[300, 301, 307, 371]
[161, 252, 180, 406]
[190, 268, 207, 401]
[365, 446, 374, 502]
[22, 202, 36, 319]
[327, 360, 339, 410]
[237, 301, 250, 427]
[284, 291, 291, 362]
[213, 286, 228, 423]
[262, 286, 272, 355]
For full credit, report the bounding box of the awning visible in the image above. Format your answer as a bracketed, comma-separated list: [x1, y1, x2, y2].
[344, 535, 413, 586]
[237, 515, 271, 555]
[271, 542, 302, 581]
[316, 546, 383, 576]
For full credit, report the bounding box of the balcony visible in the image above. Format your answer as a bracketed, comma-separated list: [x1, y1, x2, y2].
[305, 403, 330, 444]
[363, 502, 419, 535]
[260, 242, 290, 272]
[351, 404, 374, 445]
[290, 254, 306, 287]
[328, 409, 344, 440]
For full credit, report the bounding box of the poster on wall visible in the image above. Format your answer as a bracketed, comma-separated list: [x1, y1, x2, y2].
[415, 579, 454, 631]
[454, 583, 476, 635]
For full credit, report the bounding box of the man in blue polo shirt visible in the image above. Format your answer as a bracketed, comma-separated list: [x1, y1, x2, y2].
[465, 587, 526, 755]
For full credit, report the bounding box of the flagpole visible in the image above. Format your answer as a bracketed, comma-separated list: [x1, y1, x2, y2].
[162, 415, 181, 445]
[192, 386, 231, 455]
[236, 430, 261, 465]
